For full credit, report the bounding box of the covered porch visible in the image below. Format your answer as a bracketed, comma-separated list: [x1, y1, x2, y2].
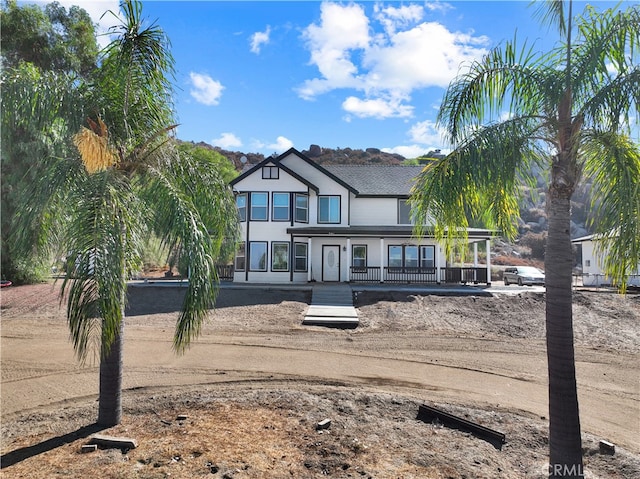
[288, 226, 494, 286]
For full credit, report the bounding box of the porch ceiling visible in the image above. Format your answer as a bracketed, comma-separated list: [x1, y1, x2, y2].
[287, 225, 496, 240]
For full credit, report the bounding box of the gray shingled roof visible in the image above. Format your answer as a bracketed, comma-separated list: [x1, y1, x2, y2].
[323, 165, 424, 196]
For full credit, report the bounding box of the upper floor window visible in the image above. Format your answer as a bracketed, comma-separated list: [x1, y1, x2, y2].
[250, 192, 268, 221]
[272, 193, 290, 221]
[236, 193, 247, 222]
[398, 199, 413, 224]
[295, 194, 309, 223]
[318, 195, 340, 223]
[262, 166, 279, 179]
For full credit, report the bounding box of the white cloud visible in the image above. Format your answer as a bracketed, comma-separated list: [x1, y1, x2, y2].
[382, 145, 432, 158]
[408, 120, 445, 145]
[250, 26, 271, 54]
[212, 133, 242, 149]
[189, 72, 224, 106]
[342, 96, 413, 119]
[298, 2, 489, 120]
[268, 136, 294, 153]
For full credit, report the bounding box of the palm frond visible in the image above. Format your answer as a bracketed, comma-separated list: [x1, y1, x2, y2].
[139, 147, 238, 354]
[582, 132, 640, 291]
[531, 0, 568, 36]
[61, 171, 145, 361]
[437, 37, 560, 144]
[411, 116, 544, 256]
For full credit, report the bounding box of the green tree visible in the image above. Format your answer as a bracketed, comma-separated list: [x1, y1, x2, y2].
[411, 2, 639, 477]
[177, 142, 239, 184]
[1, 0, 98, 76]
[1, 0, 99, 282]
[9, 0, 238, 426]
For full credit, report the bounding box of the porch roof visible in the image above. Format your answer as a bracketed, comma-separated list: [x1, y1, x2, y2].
[287, 225, 496, 240]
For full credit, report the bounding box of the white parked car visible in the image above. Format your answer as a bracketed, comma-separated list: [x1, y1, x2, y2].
[503, 266, 545, 286]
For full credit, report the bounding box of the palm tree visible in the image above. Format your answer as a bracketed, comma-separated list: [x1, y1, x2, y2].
[9, 0, 238, 426]
[411, 1, 639, 477]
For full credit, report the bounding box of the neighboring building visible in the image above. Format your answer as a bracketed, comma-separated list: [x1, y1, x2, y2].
[572, 234, 640, 287]
[229, 148, 495, 284]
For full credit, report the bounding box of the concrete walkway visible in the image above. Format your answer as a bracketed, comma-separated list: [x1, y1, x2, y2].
[302, 283, 359, 328]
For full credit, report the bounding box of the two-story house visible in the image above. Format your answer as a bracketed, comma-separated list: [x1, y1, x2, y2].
[229, 148, 495, 285]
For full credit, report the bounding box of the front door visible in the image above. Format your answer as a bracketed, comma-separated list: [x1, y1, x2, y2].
[322, 245, 340, 282]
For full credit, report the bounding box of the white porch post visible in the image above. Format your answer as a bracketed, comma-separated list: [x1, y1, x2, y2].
[346, 238, 351, 282]
[473, 242, 478, 267]
[307, 238, 312, 282]
[380, 238, 385, 283]
[485, 239, 491, 285]
[436, 246, 442, 284]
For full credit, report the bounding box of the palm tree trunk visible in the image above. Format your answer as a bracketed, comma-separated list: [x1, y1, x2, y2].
[546, 188, 584, 478]
[97, 318, 124, 426]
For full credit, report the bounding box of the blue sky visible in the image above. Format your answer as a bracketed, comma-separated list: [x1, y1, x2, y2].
[34, 1, 627, 157]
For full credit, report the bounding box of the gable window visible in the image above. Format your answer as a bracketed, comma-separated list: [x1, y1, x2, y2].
[398, 199, 413, 224]
[235, 242, 246, 271]
[318, 195, 340, 223]
[262, 166, 279, 179]
[272, 193, 290, 221]
[295, 193, 309, 223]
[250, 192, 268, 221]
[249, 242, 267, 271]
[236, 193, 247, 222]
[271, 242, 289, 271]
[352, 245, 367, 268]
[294, 243, 308, 272]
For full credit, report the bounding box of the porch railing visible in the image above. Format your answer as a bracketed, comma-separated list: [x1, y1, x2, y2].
[216, 264, 234, 281]
[349, 266, 488, 284]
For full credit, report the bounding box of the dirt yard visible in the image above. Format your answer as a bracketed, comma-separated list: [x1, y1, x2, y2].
[1, 282, 638, 478]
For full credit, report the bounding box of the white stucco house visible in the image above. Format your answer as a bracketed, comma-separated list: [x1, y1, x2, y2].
[229, 148, 495, 285]
[572, 234, 640, 287]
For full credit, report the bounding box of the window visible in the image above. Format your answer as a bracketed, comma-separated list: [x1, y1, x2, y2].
[420, 246, 435, 268]
[235, 242, 246, 271]
[388, 245, 435, 268]
[249, 242, 267, 271]
[585, 260, 591, 267]
[236, 194, 247, 222]
[271, 242, 289, 271]
[262, 166, 279, 179]
[272, 193, 290, 221]
[405, 246, 418, 267]
[318, 195, 340, 223]
[398, 199, 412, 224]
[389, 246, 403, 267]
[250, 192, 268, 221]
[352, 245, 367, 268]
[294, 243, 308, 272]
[295, 194, 309, 223]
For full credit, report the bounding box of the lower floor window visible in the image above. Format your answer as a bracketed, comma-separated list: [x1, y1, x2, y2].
[352, 245, 367, 268]
[249, 242, 268, 271]
[235, 242, 246, 271]
[389, 245, 435, 268]
[272, 242, 290, 271]
[294, 243, 308, 272]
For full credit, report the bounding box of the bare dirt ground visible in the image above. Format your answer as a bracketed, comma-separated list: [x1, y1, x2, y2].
[1, 281, 639, 478]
